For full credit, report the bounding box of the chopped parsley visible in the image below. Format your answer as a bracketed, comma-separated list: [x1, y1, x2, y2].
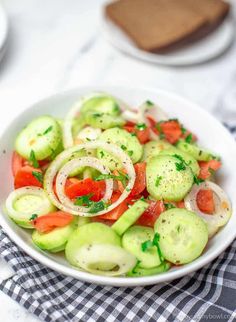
[121, 144, 127, 151]
[29, 150, 39, 168]
[89, 201, 108, 214]
[30, 214, 38, 221]
[145, 100, 154, 106]
[155, 175, 162, 187]
[74, 194, 108, 214]
[185, 133, 193, 144]
[140, 196, 146, 202]
[95, 171, 129, 188]
[37, 125, 53, 136]
[93, 113, 103, 118]
[74, 193, 93, 206]
[141, 240, 153, 252]
[130, 132, 136, 137]
[173, 154, 186, 171]
[175, 162, 186, 171]
[128, 150, 133, 157]
[43, 125, 53, 135]
[164, 202, 175, 210]
[32, 171, 43, 184]
[181, 126, 187, 134]
[193, 175, 204, 185]
[141, 232, 164, 263]
[136, 123, 147, 131]
[86, 137, 91, 141]
[99, 151, 105, 158]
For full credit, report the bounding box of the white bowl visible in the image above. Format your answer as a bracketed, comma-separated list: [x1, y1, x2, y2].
[0, 86, 236, 287]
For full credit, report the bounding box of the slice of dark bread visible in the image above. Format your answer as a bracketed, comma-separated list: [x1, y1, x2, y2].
[105, 0, 230, 53]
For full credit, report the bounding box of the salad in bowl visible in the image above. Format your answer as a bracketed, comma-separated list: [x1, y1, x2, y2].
[4, 92, 232, 278]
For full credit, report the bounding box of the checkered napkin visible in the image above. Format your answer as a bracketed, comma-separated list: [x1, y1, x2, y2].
[0, 126, 236, 322]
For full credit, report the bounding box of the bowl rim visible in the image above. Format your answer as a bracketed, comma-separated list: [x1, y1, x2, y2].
[1, 85, 236, 287]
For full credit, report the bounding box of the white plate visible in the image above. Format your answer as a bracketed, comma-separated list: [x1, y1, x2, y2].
[0, 86, 236, 287]
[0, 4, 8, 63]
[102, 13, 235, 66]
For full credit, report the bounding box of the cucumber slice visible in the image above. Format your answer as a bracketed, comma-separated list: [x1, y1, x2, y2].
[176, 140, 216, 161]
[74, 243, 136, 276]
[127, 262, 170, 277]
[65, 223, 121, 270]
[112, 200, 149, 236]
[80, 96, 124, 130]
[32, 219, 77, 253]
[122, 226, 161, 268]
[97, 128, 143, 170]
[80, 96, 121, 116]
[154, 208, 208, 264]
[15, 116, 62, 160]
[146, 155, 193, 201]
[84, 111, 125, 130]
[142, 140, 172, 162]
[159, 148, 200, 176]
[5, 187, 56, 229]
[77, 216, 90, 227]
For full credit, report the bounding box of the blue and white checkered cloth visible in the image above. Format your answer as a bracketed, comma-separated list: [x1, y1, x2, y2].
[0, 126, 236, 322]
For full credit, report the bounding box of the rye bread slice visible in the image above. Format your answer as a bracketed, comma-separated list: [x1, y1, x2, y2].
[188, 0, 230, 25]
[105, 0, 208, 52]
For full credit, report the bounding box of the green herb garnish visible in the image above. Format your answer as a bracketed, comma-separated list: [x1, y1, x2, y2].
[32, 171, 43, 184]
[29, 150, 39, 168]
[30, 214, 38, 221]
[88, 200, 108, 214]
[74, 194, 108, 214]
[37, 125, 53, 136]
[95, 171, 129, 188]
[43, 126, 53, 135]
[155, 175, 162, 187]
[121, 145, 127, 151]
[173, 154, 186, 171]
[175, 162, 186, 171]
[74, 193, 93, 206]
[136, 123, 147, 131]
[193, 175, 204, 185]
[181, 126, 187, 134]
[128, 150, 133, 157]
[145, 100, 154, 106]
[141, 232, 164, 263]
[185, 133, 193, 144]
[164, 202, 175, 210]
[141, 240, 153, 252]
[99, 151, 105, 158]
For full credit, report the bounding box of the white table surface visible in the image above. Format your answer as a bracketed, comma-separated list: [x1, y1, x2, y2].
[0, 0, 236, 321]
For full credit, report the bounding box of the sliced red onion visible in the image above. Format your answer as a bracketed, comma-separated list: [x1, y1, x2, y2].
[184, 181, 232, 238]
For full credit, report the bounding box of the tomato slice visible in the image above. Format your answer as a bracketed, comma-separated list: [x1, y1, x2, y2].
[175, 200, 185, 209]
[97, 192, 129, 220]
[123, 122, 150, 144]
[14, 166, 43, 189]
[196, 189, 215, 214]
[12, 151, 26, 176]
[32, 211, 74, 233]
[64, 177, 105, 201]
[115, 163, 146, 197]
[198, 160, 222, 180]
[160, 120, 182, 144]
[136, 200, 165, 227]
